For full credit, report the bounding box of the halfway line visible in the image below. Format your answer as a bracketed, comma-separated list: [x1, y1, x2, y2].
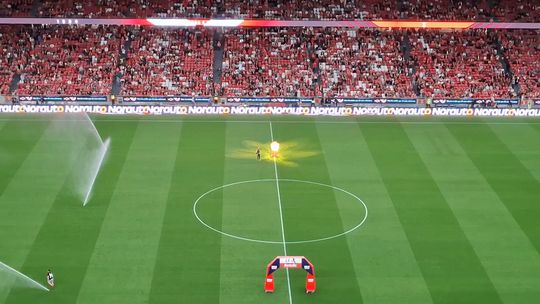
[269, 121, 293, 304]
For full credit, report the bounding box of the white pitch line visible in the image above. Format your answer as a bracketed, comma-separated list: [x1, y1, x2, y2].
[269, 121, 293, 304]
[0, 260, 49, 291]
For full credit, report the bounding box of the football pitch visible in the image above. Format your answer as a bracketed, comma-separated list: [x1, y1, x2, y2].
[1, 114, 540, 304]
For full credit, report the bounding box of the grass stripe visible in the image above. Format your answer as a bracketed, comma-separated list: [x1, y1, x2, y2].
[404, 123, 540, 303]
[447, 123, 540, 255]
[0, 120, 7, 134]
[3, 120, 139, 304]
[76, 122, 182, 304]
[487, 122, 540, 185]
[0, 119, 82, 301]
[275, 121, 364, 303]
[0, 119, 49, 196]
[361, 122, 503, 304]
[316, 122, 433, 304]
[218, 121, 286, 304]
[147, 122, 226, 304]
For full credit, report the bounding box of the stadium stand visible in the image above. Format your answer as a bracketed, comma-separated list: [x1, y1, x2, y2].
[1, 1, 539, 99]
[120, 28, 214, 96]
[410, 29, 515, 98]
[491, 0, 540, 22]
[221, 28, 318, 97]
[318, 28, 414, 98]
[0, 26, 35, 95]
[0, 0, 33, 17]
[0, 0, 538, 21]
[500, 30, 540, 99]
[399, 0, 492, 21]
[16, 25, 125, 95]
[38, 0, 217, 18]
[221, 0, 398, 20]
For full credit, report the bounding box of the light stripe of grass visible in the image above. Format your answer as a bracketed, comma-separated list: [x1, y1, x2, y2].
[361, 123, 503, 304]
[316, 122, 433, 304]
[147, 122, 227, 304]
[446, 123, 540, 255]
[218, 121, 286, 304]
[275, 121, 364, 304]
[3, 120, 140, 304]
[0, 119, 49, 196]
[0, 119, 79, 302]
[0, 119, 7, 132]
[76, 122, 183, 304]
[404, 123, 540, 303]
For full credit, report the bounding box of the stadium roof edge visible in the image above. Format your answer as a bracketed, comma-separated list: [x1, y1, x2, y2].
[0, 18, 539, 29]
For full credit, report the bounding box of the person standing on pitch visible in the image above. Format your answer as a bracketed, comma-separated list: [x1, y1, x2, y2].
[256, 146, 261, 160]
[46, 269, 55, 288]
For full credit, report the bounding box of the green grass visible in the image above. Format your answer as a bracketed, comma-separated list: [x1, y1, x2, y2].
[1, 114, 540, 304]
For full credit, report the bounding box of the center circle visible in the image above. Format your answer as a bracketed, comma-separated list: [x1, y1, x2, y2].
[193, 179, 368, 244]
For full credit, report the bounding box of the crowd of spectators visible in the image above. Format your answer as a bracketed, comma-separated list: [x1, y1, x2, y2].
[1, 23, 539, 99]
[2, 0, 538, 21]
[0, 26, 36, 94]
[410, 29, 514, 98]
[37, 0, 217, 18]
[120, 28, 213, 96]
[222, 28, 319, 96]
[318, 29, 414, 98]
[221, 0, 398, 20]
[500, 30, 540, 99]
[221, 28, 318, 97]
[399, 0, 492, 21]
[16, 25, 125, 95]
[490, 0, 540, 22]
[0, 0, 33, 17]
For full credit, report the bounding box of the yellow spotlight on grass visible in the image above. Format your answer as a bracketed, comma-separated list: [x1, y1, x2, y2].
[270, 141, 280, 158]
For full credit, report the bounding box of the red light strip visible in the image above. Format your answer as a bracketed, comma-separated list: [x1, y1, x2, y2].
[0, 18, 538, 29]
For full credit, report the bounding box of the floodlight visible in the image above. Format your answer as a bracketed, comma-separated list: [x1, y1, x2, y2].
[270, 141, 280, 153]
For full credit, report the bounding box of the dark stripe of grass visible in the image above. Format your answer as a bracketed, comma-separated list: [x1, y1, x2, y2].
[361, 123, 502, 304]
[529, 121, 540, 136]
[275, 121, 364, 304]
[0, 119, 50, 196]
[447, 123, 540, 255]
[4, 120, 139, 304]
[147, 122, 227, 304]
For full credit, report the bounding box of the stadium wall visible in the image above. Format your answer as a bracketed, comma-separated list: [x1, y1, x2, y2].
[1, 104, 540, 117]
[4, 95, 526, 106]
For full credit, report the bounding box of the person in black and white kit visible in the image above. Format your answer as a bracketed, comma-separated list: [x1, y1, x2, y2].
[46, 269, 55, 288]
[256, 146, 261, 160]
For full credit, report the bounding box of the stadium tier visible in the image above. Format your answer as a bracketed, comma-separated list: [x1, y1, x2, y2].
[499, 30, 540, 99]
[410, 30, 514, 98]
[0, 0, 539, 101]
[120, 28, 214, 96]
[1, 25, 539, 100]
[0, 0, 33, 17]
[16, 26, 126, 95]
[318, 28, 415, 98]
[0, 0, 538, 21]
[221, 28, 317, 97]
